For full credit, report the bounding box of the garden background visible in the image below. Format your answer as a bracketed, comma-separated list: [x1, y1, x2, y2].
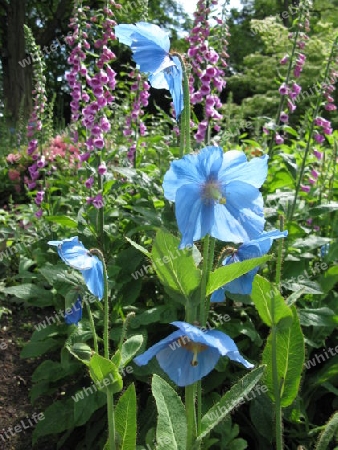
[0, 0, 337, 449]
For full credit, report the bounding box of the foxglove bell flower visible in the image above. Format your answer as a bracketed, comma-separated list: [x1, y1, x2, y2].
[115, 22, 183, 119]
[163, 147, 268, 249]
[48, 237, 103, 300]
[134, 321, 253, 387]
[65, 296, 83, 325]
[211, 230, 288, 302]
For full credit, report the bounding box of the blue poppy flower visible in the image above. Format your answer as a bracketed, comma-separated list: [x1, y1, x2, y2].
[65, 296, 83, 325]
[163, 147, 268, 249]
[211, 229, 288, 302]
[48, 237, 104, 300]
[115, 22, 183, 119]
[134, 321, 254, 387]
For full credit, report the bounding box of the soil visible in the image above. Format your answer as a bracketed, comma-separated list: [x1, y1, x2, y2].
[0, 304, 56, 450]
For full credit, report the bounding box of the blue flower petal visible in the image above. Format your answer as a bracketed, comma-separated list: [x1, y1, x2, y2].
[219, 154, 269, 188]
[130, 32, 174, 74]
[156, 345, 220, 386]
[134, 330, 184, 366]
[115, 22, 171, 52]
[48, 237, 104, 300]
[149, 71, 169, 90]
[164, 56, 184, 119]
[215, 229, 288, 296]
[65, 296, 82, 325]
[210, 287, 226, 302]
[211, 192, 265, 243]
[134, 322, 253, 386]
[175, 184, 214, 249]
[81, 261, 104, 300]
[206, 330, 254, 368]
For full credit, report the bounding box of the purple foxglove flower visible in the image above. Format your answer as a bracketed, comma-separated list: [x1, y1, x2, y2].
[275, 134, 284, 144]
[93, 193, 104, 209]
[313, 149, 323, 160]
[98, 162, 107, 175]
[314, 133, 325, 144]
[301, 184, 310, 192]
[279, 83, 289, 95]
[280, 112, 289, 123]
[85, 176, 94, 189]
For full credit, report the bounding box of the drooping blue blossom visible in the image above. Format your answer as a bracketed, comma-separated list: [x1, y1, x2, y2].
[211, 229, 288, 302]
[134, 321, 254, 387]
[48, 237, 103, 300]
[163, 147, 268, 249]
[115, 22, 183, 119]
[65, 296, 83, 326]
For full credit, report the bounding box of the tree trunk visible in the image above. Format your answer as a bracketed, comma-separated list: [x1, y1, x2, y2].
[2, 0, 32, 125]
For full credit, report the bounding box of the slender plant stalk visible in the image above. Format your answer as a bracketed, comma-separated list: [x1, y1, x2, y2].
[107, 390, 116, 450]
[288, 36, 338, 222]
[272, 217, 286, 450]
[185, 383, 197, 449]
[268, 4, 304, 159]
[97, 152, 105, 250]
[84, 301, 99, 353]
[173, 53, 191, 157]
[272, 312, 283, 450]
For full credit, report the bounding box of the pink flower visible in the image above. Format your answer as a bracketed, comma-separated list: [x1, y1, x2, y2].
[313, 149, 323, 160]
[8, 169, 20, 181]
[301, 184, 310, 193]
[280, 55, 289, 65]
[280, 112, 289, 123]
[275, 134, 284, 145]
[93, 193, 104, 209]
[85, 176, 94, 189]
[98, 162, 107, 175]
[314, 133, 325, 144]
[6, 153, 21, 164]
[279, 83, 289, 95]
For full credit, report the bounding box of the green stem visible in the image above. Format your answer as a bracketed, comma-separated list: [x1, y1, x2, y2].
[173, 53, 191, 157]
[272, 317, 283, 450]
[288, 36, 338, 222]
[90, 248, 109, 359]
[84, 300, 98, 353]
[185, 383, 197, 449]
[268, 5, 304, 159]
[199, 235, 210, 327]
[107, 389, 116, 450]
[97, 152, 105, 250]
[275, 216, 285, 288]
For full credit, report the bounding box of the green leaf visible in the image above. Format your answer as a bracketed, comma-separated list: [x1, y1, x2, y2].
[151, 230, 201, 301]
[251, 275, 293, 326]
[89, 354, 122, 394]
[152, 374, 187, 450]
[198, 366, 265, 441]
[44, 215, 78, 228]
[207, 256, 271, 296]
[315, 412, 338, 450]
[125, 236, 151, 258]
[32, 398, 74, 444]
[73, 390, 106, 426]
[309, 203, 338, 217]
[115, 383, 137, 450]
[298, 307, 338, 327]
[3, 284, 54, 306]
[120, 335, 143, 367]
[67, 342, 92, 364]
[262, 306, 304, 407]
[32, 360, 79, 383]
[21, 338, 61, 358]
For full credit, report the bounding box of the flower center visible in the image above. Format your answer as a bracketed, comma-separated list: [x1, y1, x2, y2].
[178, 336, 208, 366]
[202, 181, 226, 205]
